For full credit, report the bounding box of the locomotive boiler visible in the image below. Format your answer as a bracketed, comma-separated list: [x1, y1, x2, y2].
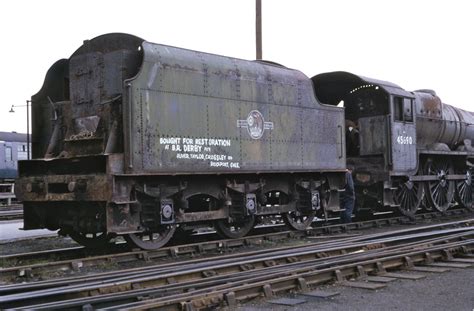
[15, 33, 346, 249]
[415, 90, 474, 150]
[313, 72, 474, 217]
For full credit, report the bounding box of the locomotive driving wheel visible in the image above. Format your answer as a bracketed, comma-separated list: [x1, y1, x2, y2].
[455, 169, 473, 210]
[424, 158, 454, 212]
[69, 231, 112, 248]
[394, 179, 423, 218]
[125, 225, 176, 250]
[283, 211, 315, 230]
[214, 215, 255, 239]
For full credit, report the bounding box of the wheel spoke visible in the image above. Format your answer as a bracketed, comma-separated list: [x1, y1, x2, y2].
[395, 181, 421, 217]
[125, 225, 176, 250]
[215, 216, 255, 239]
[424, 158, 454, 212]
[455, 169, 473, 210]
[283, 211, 315, 230]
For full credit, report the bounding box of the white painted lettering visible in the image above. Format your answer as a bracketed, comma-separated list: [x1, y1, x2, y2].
[210, 161, 229, 167]
[183, 145, 202, 153]
[159, 136, 240, 169]
[160, 137, 181, 145]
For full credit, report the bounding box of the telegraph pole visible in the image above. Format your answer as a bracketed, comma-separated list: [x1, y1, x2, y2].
[256, 0, 262, 60]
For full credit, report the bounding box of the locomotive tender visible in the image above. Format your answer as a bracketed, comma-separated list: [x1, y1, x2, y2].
[15, 33, 346, 249]
[314, 72, 474, 216]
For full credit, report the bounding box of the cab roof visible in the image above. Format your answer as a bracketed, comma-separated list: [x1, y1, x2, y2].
[312, 71, 414, 105]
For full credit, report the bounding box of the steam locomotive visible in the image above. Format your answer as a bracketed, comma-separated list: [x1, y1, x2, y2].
[314, 72, 474, 216]
[15, 33, 474, 249]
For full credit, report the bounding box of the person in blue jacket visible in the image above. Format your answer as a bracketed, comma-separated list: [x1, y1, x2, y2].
[340, 168, 355, 223]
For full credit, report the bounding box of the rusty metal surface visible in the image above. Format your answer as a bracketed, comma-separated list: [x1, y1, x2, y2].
[15, 174, 110, 202]
[2, 209, 470, 280]
[312, 71, 412, 106]
[29, 34, 143, 161]
[312, 70, 474, 216]
[17, 33, 348, 242]
[313, 71, 474, 174]
[312, 71, 418, 175]
[2, 222, 472, 309]
[414, 90, 474, 151]
[30, 59, 69, 159]
[313, 70, 474, 157]
[71, 33, 143, 57]
[125, 41, 345, 174]
[358, 116, 386, 156]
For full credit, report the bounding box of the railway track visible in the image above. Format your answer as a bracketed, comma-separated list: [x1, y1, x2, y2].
[0, 204, 23, 220]
[0, 203, 22, 211]
[1, 208, 472, 281]
[0, 220, 473, 310]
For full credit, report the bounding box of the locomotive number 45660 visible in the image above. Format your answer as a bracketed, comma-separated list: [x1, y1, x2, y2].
[397, 135, 413, 145]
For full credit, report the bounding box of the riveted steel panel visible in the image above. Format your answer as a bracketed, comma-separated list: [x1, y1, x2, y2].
[391, 121, 417, 173]
[302, 107, 345, 168]
[359, 116, 387, 156]
[415, 91, 474, 150]
[69, 52, 103, 116]
[126, 42, 345, 174]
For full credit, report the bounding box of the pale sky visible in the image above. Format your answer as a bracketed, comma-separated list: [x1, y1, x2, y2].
[1, 0, 473, 133]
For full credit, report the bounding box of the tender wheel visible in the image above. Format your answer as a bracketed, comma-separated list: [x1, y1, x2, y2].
[424, 158, 454, 212]
[69, 231, 112, 248]
[283, 211, 315, 230]
[125, 225, 176, 250]
[455, 169, 473, 210]
[394, 180, 423, 218]
[214, 216, 255, 239]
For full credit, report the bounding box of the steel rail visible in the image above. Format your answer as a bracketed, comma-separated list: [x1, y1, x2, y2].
[104, 239, 474, 311]
[2, 206, 470, 265]
[1, 216, 473, 286]
[3, 228, 473, 310]
[0, 204, 22, 211]
[10, 233, 474, 310]
[0, 209, 23, 221]
[3, 226, 471, 296]
[1, 209, 472, 281]
[0, 219, 474, 286]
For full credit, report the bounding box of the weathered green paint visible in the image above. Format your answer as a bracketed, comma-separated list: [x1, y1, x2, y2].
[125, 42, 345, 174]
